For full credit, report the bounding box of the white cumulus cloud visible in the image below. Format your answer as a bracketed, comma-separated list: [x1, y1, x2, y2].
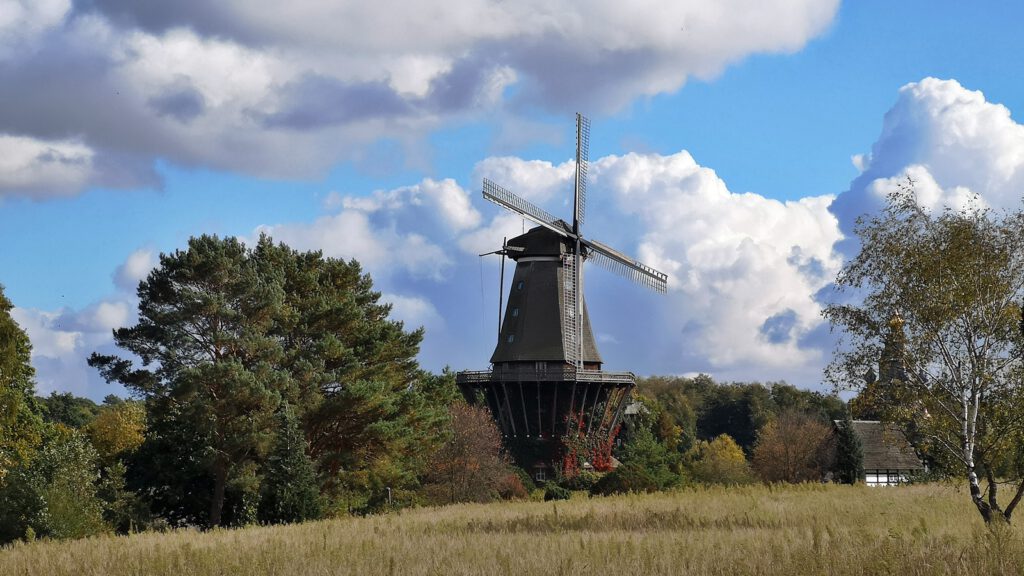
[113, 248, 157, 292]
[831, 77, 1024, 242]
[0, 134, 95, 197]
[0, 0, 839, 197]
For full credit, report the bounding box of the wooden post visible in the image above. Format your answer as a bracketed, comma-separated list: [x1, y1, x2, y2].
[518, 380, 530, 437]
[501, 382, 518, 437]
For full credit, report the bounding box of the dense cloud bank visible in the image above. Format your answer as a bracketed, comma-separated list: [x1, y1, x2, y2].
[0, 0, 837, 198]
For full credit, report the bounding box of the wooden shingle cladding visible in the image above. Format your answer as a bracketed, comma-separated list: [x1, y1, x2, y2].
[839, 420, 924, 486]
[489, 226, 602, 365]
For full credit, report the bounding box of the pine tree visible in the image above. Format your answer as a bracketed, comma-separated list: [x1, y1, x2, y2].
[258, 403, 322, 524]
[833, 411, 864, 484]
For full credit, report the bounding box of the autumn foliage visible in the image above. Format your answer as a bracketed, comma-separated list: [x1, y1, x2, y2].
[424, 403, 520, 504]
[751, 411, 835, 483]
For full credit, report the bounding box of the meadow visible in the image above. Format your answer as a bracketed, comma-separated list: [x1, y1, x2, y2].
[2, 482, 1023, 576]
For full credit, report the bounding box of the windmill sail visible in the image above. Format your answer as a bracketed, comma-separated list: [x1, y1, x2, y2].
[563, 249, 578, 366]
[483, 179, 567, 238]
[583, 238, 668, 293]
[574, 113, 589, 230]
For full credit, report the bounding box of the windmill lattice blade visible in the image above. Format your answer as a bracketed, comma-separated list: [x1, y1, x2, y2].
[575, 113, 590, 230]
[562, 249, 579, 366]
[584, 238, 668, 294]
[482, 178, 569, 238]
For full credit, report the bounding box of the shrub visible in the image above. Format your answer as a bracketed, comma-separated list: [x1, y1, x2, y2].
[544, 485, 571, 501]
[0, 429, 107, 543]
[832, 412, 864, 484]
[686, 434, 754, 485]
[590, 463, 660, 496]
[561, 470, 601, 491]
[497, 473, 529, 500]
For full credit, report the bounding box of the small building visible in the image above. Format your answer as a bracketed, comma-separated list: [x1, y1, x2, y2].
[842, 420, 924, 486]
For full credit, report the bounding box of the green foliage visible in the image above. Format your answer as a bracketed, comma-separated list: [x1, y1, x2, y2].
[0, 284, 44, 481]
[0, 429, 107, 544]
[833, 412, 864, 484]
[543, 484, 570, 501]
[85, 401, 146, 465]
[39, 392, 100, 429]
[560, 469, 600, 491]
[686, 434, 753, 485]
[590, 463, 660, 495]
[89, 234, 429, 527]
[597, 425, 682, 496]
[824, 180, 1024, 523]
[97, 460, 151, 533]
[510, 466, 536, 494]
[258, 404, 323, 525]
[636, 376, 845, 456]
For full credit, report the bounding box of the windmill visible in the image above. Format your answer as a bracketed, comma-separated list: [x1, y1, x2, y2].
[457, 114, 668, 478]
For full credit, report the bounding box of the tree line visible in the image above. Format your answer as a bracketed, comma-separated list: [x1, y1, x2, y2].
[6, 178, 1024, 542]
[549, 375, 861, 497]
[0, 234, 862, 545]
[1, 236, 493, 544]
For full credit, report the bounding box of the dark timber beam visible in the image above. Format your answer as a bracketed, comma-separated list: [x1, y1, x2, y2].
[501, 382, 518, 437]
[518, 381, 530, 437]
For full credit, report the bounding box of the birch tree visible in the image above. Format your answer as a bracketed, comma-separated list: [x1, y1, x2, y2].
[825, 181, 1024, 523]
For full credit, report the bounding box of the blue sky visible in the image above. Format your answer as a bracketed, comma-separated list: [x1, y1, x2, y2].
[3, 0, 1024, 399]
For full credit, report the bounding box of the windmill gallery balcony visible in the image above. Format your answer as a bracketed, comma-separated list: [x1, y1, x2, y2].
[456, 365, 635, 440]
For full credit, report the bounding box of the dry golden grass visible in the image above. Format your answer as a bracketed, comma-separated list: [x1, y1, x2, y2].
[3, 482, 1024, 575]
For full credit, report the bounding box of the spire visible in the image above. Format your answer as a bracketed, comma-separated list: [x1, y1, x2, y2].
[879, 310, 909, 384]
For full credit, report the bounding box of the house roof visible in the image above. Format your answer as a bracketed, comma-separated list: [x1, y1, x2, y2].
[840, 420, 924, 471]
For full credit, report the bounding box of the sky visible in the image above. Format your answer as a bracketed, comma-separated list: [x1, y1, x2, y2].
[3, 0, 1024, 400]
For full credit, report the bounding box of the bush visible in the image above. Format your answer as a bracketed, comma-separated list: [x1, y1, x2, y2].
[686, 434, 754, 485]
[833, 412, 864, 484]
[0, 430, 107, 544]
[497, 473, 529, 500]
[544, 485, 571, 501]
[423, 404, 512, 504]
[510, 466, 536, 493]
[590, 463, 660, 496]
[561, 470, 601, 491]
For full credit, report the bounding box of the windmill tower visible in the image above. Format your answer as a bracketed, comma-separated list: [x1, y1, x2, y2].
[457, 114, 668, 479]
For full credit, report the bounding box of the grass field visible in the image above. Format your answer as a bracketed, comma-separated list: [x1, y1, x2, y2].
[3, 482, 1024, 575]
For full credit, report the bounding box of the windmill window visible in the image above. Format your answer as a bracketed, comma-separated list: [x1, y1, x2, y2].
[512, 307, 519, 317]
[516, 281, 524, 290]
[507, 334, 515, 343]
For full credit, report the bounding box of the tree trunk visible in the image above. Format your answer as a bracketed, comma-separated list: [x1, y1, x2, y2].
[209, 457, 229, 527]
[1002, 479, 1024, 522]
[968, 467, 994, 523]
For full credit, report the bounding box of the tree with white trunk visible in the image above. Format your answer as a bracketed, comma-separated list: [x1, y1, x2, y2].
[826, 180, 1024, 523]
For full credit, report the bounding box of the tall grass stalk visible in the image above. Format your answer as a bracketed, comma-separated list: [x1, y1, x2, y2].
[3, 483, 1023, 575]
